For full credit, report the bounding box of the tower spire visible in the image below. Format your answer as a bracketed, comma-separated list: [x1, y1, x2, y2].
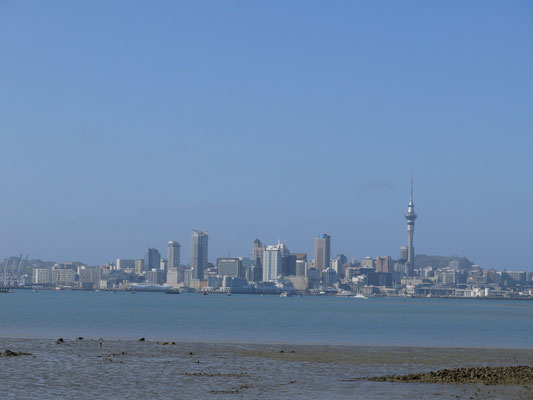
[410, 171, 414, 203]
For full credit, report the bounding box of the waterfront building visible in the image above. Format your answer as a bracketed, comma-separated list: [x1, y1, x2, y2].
[191, 229, 208, 280]
[262, 245, 282, 282]
[166, 267, 179, 286]
[32, 268, 50, 284]
[144, 248, 161, 271]
[134, 259, 144, 275]
[168, 241, 180, 269]
[51, 268, 75, 287]
[78, 268, 101, 288]
[314, 233, 331, 271]
[217, 257, 243, 278]
[404, 177, 417, 274]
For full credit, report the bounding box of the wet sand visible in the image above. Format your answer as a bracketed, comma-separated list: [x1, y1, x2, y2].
[0, 338, 532, 399]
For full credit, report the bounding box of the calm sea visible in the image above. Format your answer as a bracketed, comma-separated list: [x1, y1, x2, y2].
[1, 290, 532, 348]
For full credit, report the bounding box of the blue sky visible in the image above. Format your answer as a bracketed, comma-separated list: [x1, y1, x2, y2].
[0, 1, 532, 268]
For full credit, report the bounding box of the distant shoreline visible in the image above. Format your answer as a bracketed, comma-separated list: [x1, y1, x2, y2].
[5, 287, 533, 301]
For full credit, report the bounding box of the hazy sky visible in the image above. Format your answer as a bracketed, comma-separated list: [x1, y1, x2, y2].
[0, 1, 532, 268]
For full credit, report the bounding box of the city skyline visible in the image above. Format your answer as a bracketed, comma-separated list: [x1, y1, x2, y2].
[1, 178, 530, 273]
[0, 1, 531, 268]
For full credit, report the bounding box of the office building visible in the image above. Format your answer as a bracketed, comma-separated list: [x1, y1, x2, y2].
[262, 245, 282, 282]
[253, 238, 266, 266]
[314, 233, 331, 271]
[135, 259, 144, 275]
[400, 246, 408, 263]
[168, 241, 180, 268]
[217, 258, 243, 278]
[191, 229, 208, 280]
[376, 256, 393, 274]
[116, 259, 135, 270]
[281, 254, 297, 276]
[144, 248, 161, 271]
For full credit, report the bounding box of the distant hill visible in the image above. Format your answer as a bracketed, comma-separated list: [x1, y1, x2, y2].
[414, 254, 474, 270]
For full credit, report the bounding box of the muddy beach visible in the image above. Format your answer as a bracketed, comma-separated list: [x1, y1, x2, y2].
[1, 338, 532, 399]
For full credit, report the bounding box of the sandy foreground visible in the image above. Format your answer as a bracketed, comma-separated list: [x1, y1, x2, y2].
[0, 338, 532, 399]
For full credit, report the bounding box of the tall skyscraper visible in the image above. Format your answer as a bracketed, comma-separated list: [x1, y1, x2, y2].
[252, 238, 266, 266]
[314, 233, 331, 271]
[191, 229, 208, 280]
[404, 177, 417, 274]
[144, 248, 161, 271]
[262, 244, 282, 282]
[168, 241, 180, 268]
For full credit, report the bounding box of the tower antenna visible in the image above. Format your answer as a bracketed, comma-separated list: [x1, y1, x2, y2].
[410, 170, 414, 202]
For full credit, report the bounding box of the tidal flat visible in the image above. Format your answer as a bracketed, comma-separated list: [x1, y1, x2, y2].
[1, 338, 532, 399]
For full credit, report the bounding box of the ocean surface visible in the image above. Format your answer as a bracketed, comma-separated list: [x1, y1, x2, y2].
[1, 290, 533, 348]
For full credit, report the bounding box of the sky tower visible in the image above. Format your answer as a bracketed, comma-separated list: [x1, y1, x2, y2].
[404, 176, 417, 274]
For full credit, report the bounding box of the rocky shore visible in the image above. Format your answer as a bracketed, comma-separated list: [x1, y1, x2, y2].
[370, 365, 533, 385]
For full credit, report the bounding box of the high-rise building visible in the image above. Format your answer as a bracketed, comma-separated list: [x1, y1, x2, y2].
[144, 248, 161, 271]
[404, 177, 417, 274]
[281, 254, 297, 276]
[252, 238, 266, 266]
[262, 245, 282, 282]
[168, 241, 180, 269]
[134, 259, 144, 275]
[191, 229, 208, 280]
[314, 233, 331, 271]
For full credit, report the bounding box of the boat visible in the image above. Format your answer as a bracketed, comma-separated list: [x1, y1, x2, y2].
[353, 293, 369, 299]
[130, 283, 173, 293]
[280, 291, 292, 297]
[165, 288, 180, 295]
[226, 292, 232, 296]
[338, 290, 353, 297]
[202, 291, 208, 295]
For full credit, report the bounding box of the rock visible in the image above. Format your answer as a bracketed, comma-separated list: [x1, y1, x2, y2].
[1, 349, 32, 357]
[56, 338, 64, 344]
[77, 337, 83, 340]
[138, 338, 145, 342]
[368, 366, 533, 386]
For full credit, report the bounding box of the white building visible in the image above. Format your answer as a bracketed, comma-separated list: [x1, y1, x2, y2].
[52, 268, 75, 287]
[262, 245, 282, 282]
[166, 267, 179, 287]
[32, 268, 51, 284]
